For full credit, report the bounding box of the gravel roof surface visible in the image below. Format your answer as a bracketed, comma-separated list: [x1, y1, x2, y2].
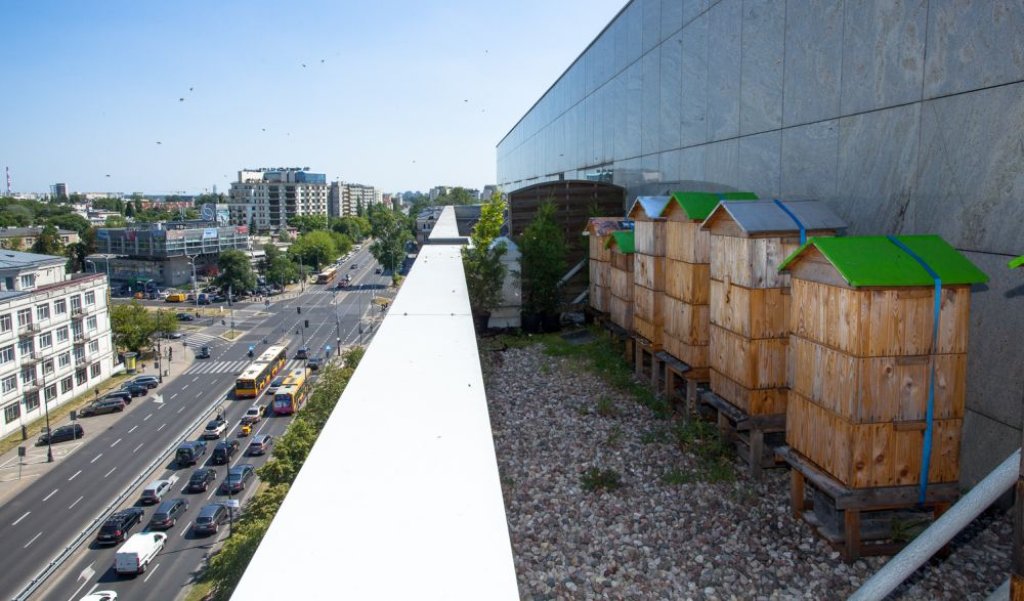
[485, 343, 1012, 601]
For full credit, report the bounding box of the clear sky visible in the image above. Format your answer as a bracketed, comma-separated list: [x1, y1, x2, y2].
[2, 0, 625, 196]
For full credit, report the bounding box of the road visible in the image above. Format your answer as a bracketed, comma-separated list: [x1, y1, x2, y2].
[0, 249, 390, 601]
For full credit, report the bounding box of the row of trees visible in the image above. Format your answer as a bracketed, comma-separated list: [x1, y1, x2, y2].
[109, 302, 180, 352]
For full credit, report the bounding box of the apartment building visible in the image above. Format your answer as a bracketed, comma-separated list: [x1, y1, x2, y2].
[228, 168, 329, 232]
[328, 182, 379, 218]
[0, 250, 114, 439]
[0, 227, 81, 250]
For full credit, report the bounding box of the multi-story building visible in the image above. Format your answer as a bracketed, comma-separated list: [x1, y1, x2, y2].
[0, 227, 81, 250]
[228, 168, 328, 232]
[328, 182, 379, 218]
[50, 183, 68, 200]
[92, 222, 251, 288]
[0, 250, 115, 439]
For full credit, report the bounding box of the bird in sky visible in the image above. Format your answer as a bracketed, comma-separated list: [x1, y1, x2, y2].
[179, 97, 184, 102]
[105, 174, 111, 177]
[156, 141, 162, 145]
[302, 63, 307, 68]
[189, 87, 194, 91]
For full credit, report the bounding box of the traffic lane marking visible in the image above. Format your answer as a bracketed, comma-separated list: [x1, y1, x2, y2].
[12, 511, 30, 526]
[69, 495, 83, 509]
[43, 489, 58, 502]
[23, 531, 42, 548]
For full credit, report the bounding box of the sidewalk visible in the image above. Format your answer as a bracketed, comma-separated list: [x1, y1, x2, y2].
[0, 344, 199, 506]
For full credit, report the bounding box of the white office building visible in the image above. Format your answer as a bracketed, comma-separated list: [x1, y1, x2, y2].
[229, 168, 329, 233]
[0, 251, 115, 439]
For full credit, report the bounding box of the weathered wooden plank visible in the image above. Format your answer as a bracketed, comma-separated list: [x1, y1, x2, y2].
[709, 369, 788, 415]
[665, 259, 710, 304]
[709, 279, 790, 338]
[609, 266, 634, 301]
[634, 254, 665, 290]
[608, 294, 633, 331]
[633, 219, 665, 256]
[665, 220, 710, 263]
[709, 324, 789, 389]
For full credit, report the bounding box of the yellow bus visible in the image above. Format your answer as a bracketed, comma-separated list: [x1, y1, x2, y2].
[272, 368, 310, 415]
[234, 345, 288, 398]
[315, 266, 337, 284]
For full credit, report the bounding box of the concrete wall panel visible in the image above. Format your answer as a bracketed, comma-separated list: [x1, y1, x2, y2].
[739, 0, 785, 135]
[781, 119, 839, 201]
[680, 12, 710, 146]
[736, 130, 781, 198]
[704, 138, 739, 185]
[782, 0, 844, 126]
[660, 32, 683, 152]
[707, 0, 743, 141]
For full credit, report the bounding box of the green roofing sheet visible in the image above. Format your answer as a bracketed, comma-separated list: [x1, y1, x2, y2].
[778, 235, 989, 287]
[606, 230, 635, 254]
[669, 191, 758, 220]
[1010, 255, 1024, 269]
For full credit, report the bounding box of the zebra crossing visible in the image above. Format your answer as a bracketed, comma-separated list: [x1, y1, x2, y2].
[184, 358, 306, 376]
[183, 332, 220, 348]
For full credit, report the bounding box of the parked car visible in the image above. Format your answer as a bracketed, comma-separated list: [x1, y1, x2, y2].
[202, 419, 228, 439]
[121, 383, 148, 397]
[176, 312, 194, 322]
[220, 464, 255, 493]
[95, 508, 145, 544]
[149, 498, 188, 530]
[247, 435, 273, 456]
[37, 424, 84, 446]
[80, 591, 119, 601]
[163, 331, 184, 339]
[350, 263, 358, 269]
[187, 468, 217, 493]
[212, 294, 227, 303]
[192, 504, 229, 536]
[375, 267, 382, 274]
[175, 440, 207, 467]
[104, 390, 134, 404]
[197, 293, 211, 305]
[140, 479, 172, 505]
[196, 346, 211, 359]
[114, 532, 166, 576]
[79, 398, 126, 417]
[210, 440, 239, 465]
[130, 376, 159, 389]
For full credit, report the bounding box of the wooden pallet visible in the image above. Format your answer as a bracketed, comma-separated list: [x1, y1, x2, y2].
[656, 351, 708, 414]
[776, 445, 959, 562]
[700, 390, 786, 479]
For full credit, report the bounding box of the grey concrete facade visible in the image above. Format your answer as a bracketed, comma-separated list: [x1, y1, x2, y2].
[496, 0, 1024, 486]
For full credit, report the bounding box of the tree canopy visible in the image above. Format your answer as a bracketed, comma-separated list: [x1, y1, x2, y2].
[368, 205, 411, 275]
[215, 250, 258, 293]
[288, 231, 337, 272]
[109, 301, 179, 353]
[288, 214, 328, 234]
[519, 201, 566, 315]
[263, 243, 299, 287]
[462, 193, 508, 316]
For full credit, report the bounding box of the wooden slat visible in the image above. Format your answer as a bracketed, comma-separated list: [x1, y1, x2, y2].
[709, 279, 790, 338]
[589, 234, 612, 262]
[662, 296, 708, 345]
[634, 254, 665, 290]
[709, 235, 801, 289]
[588, 259, 609, 288]
[709, 369, 788, 415]
[608, 294, 633, 331]
[665, 259, 709, 304]
[610, 251, 633, 272]
[633, 219, 665, 256]
[708, 324, 789, 389]
[665, 220, 710, 263]
[589, 283, 609, 312]
[663, 336, 709, 372]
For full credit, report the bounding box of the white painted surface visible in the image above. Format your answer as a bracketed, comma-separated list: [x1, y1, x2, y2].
[233, 243, 519, 600]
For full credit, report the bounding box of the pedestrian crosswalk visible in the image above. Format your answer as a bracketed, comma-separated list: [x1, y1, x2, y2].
[183, 333, 220, 347]
[184, 358, 306, 376]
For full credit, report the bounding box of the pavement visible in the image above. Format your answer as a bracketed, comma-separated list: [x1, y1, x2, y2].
[0, 336, 200, 508]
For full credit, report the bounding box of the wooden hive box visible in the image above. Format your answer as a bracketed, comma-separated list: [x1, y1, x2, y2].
[662, 191, 758, 376]
[585, 218, 630, 315]
[628, 197, 671, 346]
[606, 230, 635, 331]
[702, 200, 846, 414]
[780, 235, 988, 488]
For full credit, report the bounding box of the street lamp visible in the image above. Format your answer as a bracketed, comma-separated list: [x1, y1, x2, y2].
[186, 253, 199, 311]
[155, 337, 163, 383]
[41, 370, 53, 463]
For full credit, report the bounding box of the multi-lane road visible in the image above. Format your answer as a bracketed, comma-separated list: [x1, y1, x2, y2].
[0, 249, 390, 601]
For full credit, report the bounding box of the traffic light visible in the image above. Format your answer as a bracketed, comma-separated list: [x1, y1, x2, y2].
[304, 319, 309, 328]
[296, 306, 301, 314]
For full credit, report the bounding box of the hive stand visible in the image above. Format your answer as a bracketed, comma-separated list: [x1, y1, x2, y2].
[700, 389, 786, 479]
[777, 445, 958, 562]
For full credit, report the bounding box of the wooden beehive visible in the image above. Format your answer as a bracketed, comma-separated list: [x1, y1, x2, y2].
[702, 200, 846, 415]
[627, 197, 670, 346]
[779, 235, 987, 487]
[662, 191, 757, 375]
[606, 230, 635, 331]
[585, 218, 629, 314]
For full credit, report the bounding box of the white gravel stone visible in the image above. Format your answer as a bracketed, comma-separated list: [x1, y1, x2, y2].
[485, 344, 1012, 601]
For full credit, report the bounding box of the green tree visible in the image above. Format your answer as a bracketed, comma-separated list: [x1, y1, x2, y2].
[66, 242, 89, 273]
[215, 250, 257, 293]
[277, 228, 291, 243]
[105, 215, 127, 227]
[287, 214, 328, 234]
[329, 231, 353, 256]
[31, 224, 65, 256]
[435, 186, 477, 206]
[288, 231, 337, 272]
[263, 243, 298, 286]
[153, 309, 179, 337]
[1, 237, 23, 250]
[46, 213, 91, 236]
[110, 301, 157, 352]
[124, 203, 135, 218]
[91, 197, 124, 213]
[519, 201, 566, 316]
[330, 216, 370, 241]
[462, 193, 508, 317]
[368, 205, 411, 276]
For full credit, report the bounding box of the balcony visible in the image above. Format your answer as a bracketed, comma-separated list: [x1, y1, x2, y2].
[71, 305, 89, 317]
[21, 352, 40, 364]
[18, 323, 39, 337]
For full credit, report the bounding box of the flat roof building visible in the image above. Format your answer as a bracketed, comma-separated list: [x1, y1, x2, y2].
[229, 167, 328, 233]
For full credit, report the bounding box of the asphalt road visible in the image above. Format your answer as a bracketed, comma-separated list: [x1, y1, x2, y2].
[0, 249, 390, 601]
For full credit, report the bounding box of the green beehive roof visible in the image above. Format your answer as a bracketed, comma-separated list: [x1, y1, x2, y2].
[606, 230, 635, 254]
[668, 191, 758, 220]
[778, 235, 989, 287]
[1011, 255, 1024, 269]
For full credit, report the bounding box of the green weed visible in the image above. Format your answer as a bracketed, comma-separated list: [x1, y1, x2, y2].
[580, 467, 623, 492]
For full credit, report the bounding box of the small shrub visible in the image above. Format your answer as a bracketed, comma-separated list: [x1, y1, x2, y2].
[580, 467, 623, 492]
[661, 469, 694, 485]
[596, 396, 618, 417]
[605, 425, 623, 448]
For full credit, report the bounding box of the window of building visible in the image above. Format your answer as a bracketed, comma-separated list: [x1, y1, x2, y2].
[58, 352, 71, 368]
[39, 332, 52, 349]
[71, 323, 82, 339]
[53, 299, 66, 315]
[0, 314, 10, 333]
[24, 392, 39, 412]
[69, 295, 81, 311]
[60, 377, 72, 394]
[56, 326, 68, 343]
[75, 368, 87, 386]
[3, 402, 19, 424]
[4, 277, 13, 291]
[88, 340, 99, 354]
[73, 346, 84, 362]
[0, 345, 13, 364]
[17, 308, 31, 327]
[85, 291, 96, 305]
[36, 303, 50, 321]
[17, 339, 32, 357]
[90, 363, 101, 379]
[86, 316, 97, 331]
[20, 366, 35, 385]
[20, 274, 35, 289]
[44, 384, 56, 402]
[43, 359, 54, 376]
[2, 375, 16, 395]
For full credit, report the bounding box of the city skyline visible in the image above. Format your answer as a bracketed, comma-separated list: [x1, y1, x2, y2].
[2, 0, 625, 196]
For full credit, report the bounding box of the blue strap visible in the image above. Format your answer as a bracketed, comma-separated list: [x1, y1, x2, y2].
[887, 236, 941, 504]
[773, 199, 807, 244]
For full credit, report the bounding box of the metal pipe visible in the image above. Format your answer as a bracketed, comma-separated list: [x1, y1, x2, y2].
[849, 449, 1020, 601]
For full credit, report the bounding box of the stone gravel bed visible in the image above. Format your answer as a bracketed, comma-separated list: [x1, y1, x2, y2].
[485, 344, 1012, 601]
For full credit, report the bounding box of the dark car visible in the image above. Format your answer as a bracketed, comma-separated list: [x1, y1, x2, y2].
[175, 440, 207, 467]
[104, 390, 133, 404]
[130, 376, 159, 389]
[306, 357, 321, 371]
[212, 294, 227, 303]
[78, 398, 125, 417]
[197, 293, 211, 305]
[176, 312, 195, 322]
[210, 440, 239, 465]
[121, 383, 148, 397]
[196, 346, 211, 359]
[193, 503, 229, 536]
[247, 435, 273, 456]
[95, 508, 145, 544]
[295, 346, 309, 360]
[187, 468, 218, 493]
[37, 423, 84, 445]
[220, 464, 255, 493]
[149, 498, 189, 530]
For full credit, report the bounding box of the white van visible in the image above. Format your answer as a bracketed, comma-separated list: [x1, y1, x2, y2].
[115, 532, 167, 575]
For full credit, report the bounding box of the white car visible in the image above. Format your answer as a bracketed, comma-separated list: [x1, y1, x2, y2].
[202, 419, 228, 439]
[242, 405, 262, 424]
[80, 592, 118, 601]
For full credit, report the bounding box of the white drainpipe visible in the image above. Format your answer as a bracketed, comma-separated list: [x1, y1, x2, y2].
[849, 449, 1019, 601]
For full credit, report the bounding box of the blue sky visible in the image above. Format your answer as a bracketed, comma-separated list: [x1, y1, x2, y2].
[2, 0, 625, 196]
